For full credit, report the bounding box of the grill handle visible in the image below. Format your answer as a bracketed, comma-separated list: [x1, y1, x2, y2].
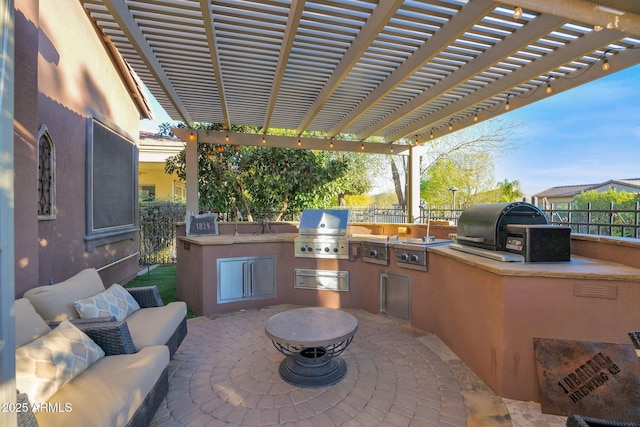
[456, 235, 485, 243]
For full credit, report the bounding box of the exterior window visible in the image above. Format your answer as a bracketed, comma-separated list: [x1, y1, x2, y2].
[174, 182, 186, 203]
[140, 185, 156, 201]
[37, 126, 56, 220]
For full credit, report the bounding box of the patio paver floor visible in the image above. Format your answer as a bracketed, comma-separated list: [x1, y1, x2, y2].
[150, 305, 567, 427]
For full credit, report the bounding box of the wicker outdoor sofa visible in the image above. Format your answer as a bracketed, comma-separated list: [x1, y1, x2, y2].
[23, 268, 187, 358]
[15, 298, 169, 427]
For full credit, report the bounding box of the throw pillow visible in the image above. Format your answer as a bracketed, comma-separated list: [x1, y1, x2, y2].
[74, 283, 140, 321]
[15, 320, 105, 406]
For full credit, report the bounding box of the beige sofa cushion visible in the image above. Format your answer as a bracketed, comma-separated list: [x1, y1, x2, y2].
[24, 269, 106, 322]
[14, 298, 51, 348]
[16, 321, 105, 405]
[35, 345, 169, 427]
[126, 301, 187, 351]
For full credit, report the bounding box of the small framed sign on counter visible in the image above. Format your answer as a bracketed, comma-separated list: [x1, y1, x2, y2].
[186, 212, 219, 236]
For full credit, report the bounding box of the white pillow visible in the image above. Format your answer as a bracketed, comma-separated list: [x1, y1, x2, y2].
[74, 284, 140, 322]
[16, 321, 105, 406]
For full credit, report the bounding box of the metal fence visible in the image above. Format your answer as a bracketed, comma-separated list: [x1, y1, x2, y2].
[139, 203, 186, 265]
[335, 203, 640, 239]
[139, 202, 640, 265]
[545, 202, 640, 238]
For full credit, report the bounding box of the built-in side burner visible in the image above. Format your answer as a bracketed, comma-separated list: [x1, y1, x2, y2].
[357, 235, 399, 265]
[394, 236, 452, 271]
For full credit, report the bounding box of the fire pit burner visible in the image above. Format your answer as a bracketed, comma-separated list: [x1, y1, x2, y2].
[265, 307, 358, 387]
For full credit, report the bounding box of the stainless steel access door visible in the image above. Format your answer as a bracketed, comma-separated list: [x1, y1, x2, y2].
[380, 272, 410, 321]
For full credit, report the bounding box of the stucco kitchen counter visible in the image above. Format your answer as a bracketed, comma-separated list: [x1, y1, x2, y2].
[178, 232, 298, 245]
[428, 244, 640, 281]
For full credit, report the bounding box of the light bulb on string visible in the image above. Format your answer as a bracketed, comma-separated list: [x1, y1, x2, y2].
[513, 6, 523, 19]
[546, 79, 553, 94]
[473, 110, 478, 122]
[602, 57, 610, 71]
[225, 134, 229, 142]
[505, 96, 510, 111]
[448, 121, 453, 131]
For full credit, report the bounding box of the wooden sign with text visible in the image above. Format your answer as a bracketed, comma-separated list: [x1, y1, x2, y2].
[534, 338, 640, 422]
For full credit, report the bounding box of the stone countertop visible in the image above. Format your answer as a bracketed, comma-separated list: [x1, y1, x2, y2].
[429, 245, 640, 281]
[179, 233, 298, 245]
[265, 307, 358, 349]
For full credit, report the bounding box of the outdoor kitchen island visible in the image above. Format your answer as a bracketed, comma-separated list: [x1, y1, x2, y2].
[175, 223, 640, 403]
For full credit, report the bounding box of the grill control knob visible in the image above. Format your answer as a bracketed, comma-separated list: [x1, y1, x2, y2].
[306, 246, 314, 252]
[324, 247, 330, 253]
[300, 246, 306, 252]
[410, 254, 419, 262]
[400, 253, 409, 261]
[369, 250, 378, 257]
[333, 247, 339, 253]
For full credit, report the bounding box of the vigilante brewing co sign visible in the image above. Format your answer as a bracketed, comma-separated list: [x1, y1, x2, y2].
[534, 338, 640, 421]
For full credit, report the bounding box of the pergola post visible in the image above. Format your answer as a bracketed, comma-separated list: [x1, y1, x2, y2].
[185, 137, 199, 215]
[407, 145, 423, 223]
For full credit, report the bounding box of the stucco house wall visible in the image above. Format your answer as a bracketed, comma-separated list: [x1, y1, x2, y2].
[14, 0, 144, 296]
[139, 132, 185, 202]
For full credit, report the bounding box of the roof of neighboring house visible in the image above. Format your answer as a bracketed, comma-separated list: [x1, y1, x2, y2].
[139, 132, 185, 162]
[139, 131, 184, 146]
[534, 178, 640, 198]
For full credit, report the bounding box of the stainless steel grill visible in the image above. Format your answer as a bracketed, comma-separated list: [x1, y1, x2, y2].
[294, 210, 350, 259]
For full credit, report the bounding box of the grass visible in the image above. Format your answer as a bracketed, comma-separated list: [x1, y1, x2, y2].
[125, 264, 198, 319]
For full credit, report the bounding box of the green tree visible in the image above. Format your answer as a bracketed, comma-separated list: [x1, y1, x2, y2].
[496, 178, 524, 202]
[420, 152, 496, 207]
[417, 119, 519, 207]
[572, 188, 639, 237]
[573, 188, 638, 208]
[166, 144, 353, 220]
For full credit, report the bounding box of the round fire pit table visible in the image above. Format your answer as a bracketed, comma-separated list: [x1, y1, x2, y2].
[265, 307, 358, 387]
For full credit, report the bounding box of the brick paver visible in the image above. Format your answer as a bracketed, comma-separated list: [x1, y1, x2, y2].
[151, 306, 467, 426]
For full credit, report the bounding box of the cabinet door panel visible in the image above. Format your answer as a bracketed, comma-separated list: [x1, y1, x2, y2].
[250, 257, 275, 298]
[218, 259, 245, 301]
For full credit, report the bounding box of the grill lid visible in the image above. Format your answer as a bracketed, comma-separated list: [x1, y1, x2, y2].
[456, 202, 547, 250]
[298, 209, 350, 236]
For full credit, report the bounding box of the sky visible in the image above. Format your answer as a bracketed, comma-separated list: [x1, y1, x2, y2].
[140, 64, 640, 198]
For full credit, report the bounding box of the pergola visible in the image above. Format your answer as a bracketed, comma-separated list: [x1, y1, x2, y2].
[80, 0, 640, 218]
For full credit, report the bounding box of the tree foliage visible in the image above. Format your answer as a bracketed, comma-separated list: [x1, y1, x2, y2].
[573, 188, 638, 209]
[162, 123, 375, 220]
[496, 178, 524, 202]
[417, 119, 521, 207]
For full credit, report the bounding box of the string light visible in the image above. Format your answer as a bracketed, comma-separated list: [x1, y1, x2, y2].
[473, 110, 478, 122]
[602, 57, 610, 71]
[262, 134, 266, 144]
[360, 142, 365, 150]
[297, 137, 301, 147]
[513, 6, 523, 19]
[430, 129, 434, 139]
[448, 121, 453, 131]
[225, 134, 229, 142]
[505, 96, 510, 111]
[189, 130, 196, 141]
[546, 79, 553, 94]
[329, 139, 334, 148]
